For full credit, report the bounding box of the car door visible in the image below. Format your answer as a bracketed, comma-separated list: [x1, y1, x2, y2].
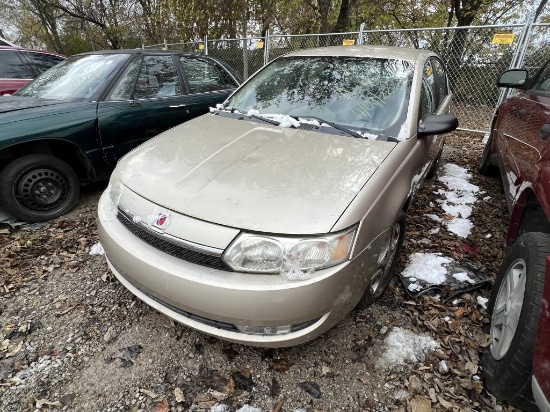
[499, 61, 550, 210]
[97, 53, 194, 163]
[179, 55, 240, 109]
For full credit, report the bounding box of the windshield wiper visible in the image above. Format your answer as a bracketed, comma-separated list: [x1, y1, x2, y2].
[293, 116, 365, 139]
[248, 114, 280, 126]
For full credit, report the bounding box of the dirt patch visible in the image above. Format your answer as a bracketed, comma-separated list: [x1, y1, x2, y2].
[1, 132, 515, 411]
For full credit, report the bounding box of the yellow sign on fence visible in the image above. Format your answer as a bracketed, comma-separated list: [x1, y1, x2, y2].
[198, 43, 205, 50]
[492, 33, 515, 45]
[256, 41, 264, 49]
[342, 39, 355, 46]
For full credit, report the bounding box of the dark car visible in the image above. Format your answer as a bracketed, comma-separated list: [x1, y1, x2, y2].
[0, 46, 65, 95]
[0, 49, 242, 222]
[479, 59, 550, 411]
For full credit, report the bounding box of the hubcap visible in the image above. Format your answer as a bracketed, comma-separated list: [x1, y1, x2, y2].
[16, 168, 69, 212]
[489, 258, 526, 360]
[370, 221, 401, 294]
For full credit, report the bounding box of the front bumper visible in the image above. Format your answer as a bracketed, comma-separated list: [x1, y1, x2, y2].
[98, 191, 384, 347]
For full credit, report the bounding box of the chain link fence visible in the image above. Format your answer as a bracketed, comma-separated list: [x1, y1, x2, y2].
[145, 23, 550, 134]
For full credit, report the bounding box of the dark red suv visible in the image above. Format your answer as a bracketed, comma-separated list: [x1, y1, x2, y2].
[479, 59, 550, 411]
[0, 46, 65, 95]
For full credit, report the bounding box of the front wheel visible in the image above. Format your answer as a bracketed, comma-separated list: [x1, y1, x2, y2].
[0, 154, 80, 222]
[481, 232, 550, 411]
[358, 212, 405, 308]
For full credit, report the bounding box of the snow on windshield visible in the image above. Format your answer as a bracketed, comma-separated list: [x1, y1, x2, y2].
[225, 55, 414, 139]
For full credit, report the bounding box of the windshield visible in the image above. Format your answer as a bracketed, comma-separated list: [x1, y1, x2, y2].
[15, 53, 130, 101]
[226, 56, 414, 138]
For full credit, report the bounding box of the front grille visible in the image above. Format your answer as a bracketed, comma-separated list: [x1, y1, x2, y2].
[117, 209, 232, 271]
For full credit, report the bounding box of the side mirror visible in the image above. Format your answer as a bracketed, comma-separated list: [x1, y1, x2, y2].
[497, 69, 528, 88]
[418, 114, 459, 137]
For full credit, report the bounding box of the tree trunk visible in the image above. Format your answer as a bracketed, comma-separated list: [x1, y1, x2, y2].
[333, 0, 356, 33]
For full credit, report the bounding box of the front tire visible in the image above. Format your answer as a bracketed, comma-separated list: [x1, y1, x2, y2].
[358, 212, 405, 308]
[0, 154, 80, 222]
[481, 232, 550, 411]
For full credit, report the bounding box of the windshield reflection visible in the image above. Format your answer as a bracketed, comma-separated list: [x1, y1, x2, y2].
[15, 54, 130, 102]
[227, 56, 414, 137]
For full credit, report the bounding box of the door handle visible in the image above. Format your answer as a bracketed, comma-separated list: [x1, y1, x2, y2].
[169, 104, 187, 108]
[517, 108, 527, 119]
[540, 124, 550, 140]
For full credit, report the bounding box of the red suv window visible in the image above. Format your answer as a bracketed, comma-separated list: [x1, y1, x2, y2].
[0, 50, 32, 79]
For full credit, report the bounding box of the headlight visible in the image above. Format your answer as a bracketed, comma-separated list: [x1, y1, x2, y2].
[106, 173, 124, 211]
[223, 227, 356, 274]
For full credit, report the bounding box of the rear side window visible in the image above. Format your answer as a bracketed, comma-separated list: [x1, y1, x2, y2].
[134, 55, 182, 99]
[180, 57, 238, 93]
[0, 50, 32, 79]
[22, 52, 64, 74]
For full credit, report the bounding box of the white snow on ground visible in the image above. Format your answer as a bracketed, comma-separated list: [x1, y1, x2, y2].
[426, 214, 443, 223]
[378, 327, 439, 368]
[236, 406, 262, 412]
[446, 217, 474, 238]
[477, 296, 489, 309]
[453, 272, 475, 284]
[401, 253, 452, 285]
[211, 404, 229, 412]
[436, 164, 480, 238]
[88, 242, 105, 256]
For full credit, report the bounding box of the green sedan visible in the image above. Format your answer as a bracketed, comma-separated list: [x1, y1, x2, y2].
[0, 49, 242, 222]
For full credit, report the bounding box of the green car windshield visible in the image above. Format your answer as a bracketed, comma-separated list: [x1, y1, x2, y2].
[16, 53, 130, 101]
[226, 56, 414, 137]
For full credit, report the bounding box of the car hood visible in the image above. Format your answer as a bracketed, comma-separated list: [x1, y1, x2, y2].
[117, 114, 396, 234]
[0, 96, 64, 114]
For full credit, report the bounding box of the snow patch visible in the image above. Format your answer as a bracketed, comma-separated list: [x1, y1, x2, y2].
[237, 406, 262, 412]
[452, 272, 475, 284]
[211, 404, 229, 412]
[401, 253, 452, 285]
[477, 296, 489, 309]
[378, 327, 439, 368]
[396, 122, 410, 141]
[89, 242, 105, 256]
[436, 164, 479, 238]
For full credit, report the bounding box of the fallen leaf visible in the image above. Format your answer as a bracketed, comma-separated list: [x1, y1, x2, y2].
[272, 358, 293, 372]
[152, 398, 168, 412]
[410, 395, 431, 412]
[299, 381, 322, 399]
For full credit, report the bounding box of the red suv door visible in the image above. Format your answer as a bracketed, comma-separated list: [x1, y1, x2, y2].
[498, 61, 550, 212]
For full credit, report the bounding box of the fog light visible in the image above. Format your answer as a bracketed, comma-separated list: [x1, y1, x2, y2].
[235, 325, 293, 335]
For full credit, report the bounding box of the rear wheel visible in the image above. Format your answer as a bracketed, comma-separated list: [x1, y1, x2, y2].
[0, 154, 80, 222]
[358, 212, 405, 308]
[481, 232, 550, 411]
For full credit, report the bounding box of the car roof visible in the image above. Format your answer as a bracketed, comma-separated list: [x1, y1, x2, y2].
[0, 45, 65, 57]
[285, 45, 435, 61]
[80, 49, 203, 56]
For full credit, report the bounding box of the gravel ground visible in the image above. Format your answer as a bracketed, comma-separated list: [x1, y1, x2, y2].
[1, 131, 515, 412]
